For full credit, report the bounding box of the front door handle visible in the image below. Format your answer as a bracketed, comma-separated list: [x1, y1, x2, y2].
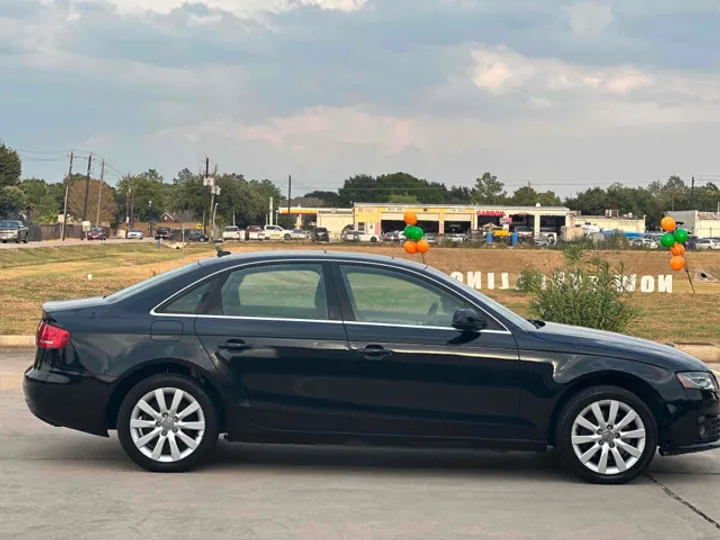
[357, 344, 393, 359]
[219, 339, 252, 352]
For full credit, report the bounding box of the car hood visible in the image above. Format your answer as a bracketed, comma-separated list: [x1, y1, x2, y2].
[523, 322, 707, 371]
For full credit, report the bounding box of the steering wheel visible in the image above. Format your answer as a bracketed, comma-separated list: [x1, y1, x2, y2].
[423, 302, 439, 325]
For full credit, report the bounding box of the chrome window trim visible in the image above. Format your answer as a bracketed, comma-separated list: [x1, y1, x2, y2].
[149, 257, 512, 333]
[344, 321, 512, 335]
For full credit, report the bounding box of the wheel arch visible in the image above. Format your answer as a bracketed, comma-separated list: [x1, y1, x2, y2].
[547, 371, 668, 446]
[105, 359, 227, 432]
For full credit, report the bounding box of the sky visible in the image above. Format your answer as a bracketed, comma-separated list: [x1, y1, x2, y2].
[2, 0, 720, 196]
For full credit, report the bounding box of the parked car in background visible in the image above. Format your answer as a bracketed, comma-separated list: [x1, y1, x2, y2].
[245, 226, 266, 241]
[86, 227, 106, 241]
[313, 227, 330, 242]
[24, 250, 720, 483]
[0, 220, 28, 244]
[424, 233, 438, 244]
[444, 232, 468, 243]
[222, 226, 244, 242]
[154, 227, 172, 240]
[631, 237, 659, 249]
[343, 231, 381, 243]
[126, 229, 144, 240]
[383, 231, 404, 243]
[289, 228, 310, 240]
[696, 239, 720, 251]
[186, 230, 209, 243]
[512, 226, 534, 240]
[264, 225, 293, 241]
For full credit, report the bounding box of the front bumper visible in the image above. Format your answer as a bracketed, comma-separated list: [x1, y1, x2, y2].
[659, 393, 720, 456]
[24, 364, 110, 437]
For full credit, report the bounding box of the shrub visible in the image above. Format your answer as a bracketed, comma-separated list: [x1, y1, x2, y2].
[517, 245, 642, 334]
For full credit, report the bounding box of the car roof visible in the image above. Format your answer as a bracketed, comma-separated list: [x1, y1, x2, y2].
[197, 249, 428, 272]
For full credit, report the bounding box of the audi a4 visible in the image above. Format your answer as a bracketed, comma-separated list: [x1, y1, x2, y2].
[24, 251, 719, 483]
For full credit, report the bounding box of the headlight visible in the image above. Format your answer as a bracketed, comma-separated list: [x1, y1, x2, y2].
[677, 372, 718, 392]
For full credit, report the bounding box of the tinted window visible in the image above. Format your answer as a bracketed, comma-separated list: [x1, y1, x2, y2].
[217, 264, 328, 320]
[339, 265, 469, 327]
[106, 262, 201, 302]
[160, 280, 215, 314]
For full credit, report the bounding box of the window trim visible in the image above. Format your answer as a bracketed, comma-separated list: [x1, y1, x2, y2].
[150, 257, 512, 333]
[151, 260, 341, 322]
[331, 262, 510, 334]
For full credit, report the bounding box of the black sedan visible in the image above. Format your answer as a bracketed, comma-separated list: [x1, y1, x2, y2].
[24, 251, 719, 483]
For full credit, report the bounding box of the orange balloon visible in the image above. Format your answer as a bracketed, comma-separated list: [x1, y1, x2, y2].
[416, 239, 430, 254]
[403, 240, 418, 254]
[404, 211, 418, 226]
[661, 216, 676, 232]
[669, 255, 685, 271]
[670, 243, 685, 257]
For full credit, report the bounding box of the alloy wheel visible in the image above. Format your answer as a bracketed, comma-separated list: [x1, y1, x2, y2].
[129, 387, 206, 463]
[571, 399, 646, 475]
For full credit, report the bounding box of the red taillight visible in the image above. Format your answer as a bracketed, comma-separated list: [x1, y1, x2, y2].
[36, 321, 70, 349]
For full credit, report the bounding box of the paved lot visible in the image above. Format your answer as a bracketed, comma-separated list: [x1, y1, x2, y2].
[2, 349, 720, 540]
[0, 238, 152, 249]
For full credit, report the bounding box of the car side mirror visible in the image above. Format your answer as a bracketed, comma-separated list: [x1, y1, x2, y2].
[452, 309, 487, 332]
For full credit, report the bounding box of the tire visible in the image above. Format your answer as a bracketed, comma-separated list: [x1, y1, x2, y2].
[117, 374, 219, 473]
[555, 385, 657, 484]
[284, 233, 291, 241]
[370, 237, 377, 243]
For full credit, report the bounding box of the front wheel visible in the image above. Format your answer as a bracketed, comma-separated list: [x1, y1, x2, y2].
[117, 374, 219, 472]
[555, 385, 657, 484]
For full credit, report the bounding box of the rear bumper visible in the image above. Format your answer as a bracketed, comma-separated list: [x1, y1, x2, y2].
[24, 366, 110, 437]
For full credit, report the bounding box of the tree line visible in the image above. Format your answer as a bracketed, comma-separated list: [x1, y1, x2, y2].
[2, 143, 718, 230]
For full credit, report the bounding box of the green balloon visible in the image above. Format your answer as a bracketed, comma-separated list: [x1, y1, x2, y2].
[404, 225, 424, 241]
[660, 233, 676, 248]
[674, 228, 689, 244]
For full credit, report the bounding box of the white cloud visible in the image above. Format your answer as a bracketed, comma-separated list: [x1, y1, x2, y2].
[567, 0, 613, 39]
[101, 0, 366, 17]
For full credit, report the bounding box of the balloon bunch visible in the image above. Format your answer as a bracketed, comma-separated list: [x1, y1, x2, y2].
[402, 211, 430, 260]
[659, 216, 688, 271]
[660, 215, 696, 294]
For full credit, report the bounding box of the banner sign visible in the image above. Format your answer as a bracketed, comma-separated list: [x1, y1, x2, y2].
[450, 271, 673, 294]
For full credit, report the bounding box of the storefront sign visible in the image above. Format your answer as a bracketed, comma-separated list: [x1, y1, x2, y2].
[450, 271, 673, 294]
[477, 210, 506, 217]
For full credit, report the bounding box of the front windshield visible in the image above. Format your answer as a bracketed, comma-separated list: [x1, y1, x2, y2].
[425, 266, 535, 331]
[105, 262, 201, 302]
[0, 221, 18, 229]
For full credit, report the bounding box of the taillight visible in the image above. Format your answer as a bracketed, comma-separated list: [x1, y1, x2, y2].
[36, 321, 70, 349]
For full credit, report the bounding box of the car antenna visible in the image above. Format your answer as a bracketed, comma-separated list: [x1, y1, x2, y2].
[216, 246, 231, 258]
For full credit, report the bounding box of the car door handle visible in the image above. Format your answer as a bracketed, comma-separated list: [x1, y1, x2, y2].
[356, 345, 393, 359]
[219, 339, 252, 352]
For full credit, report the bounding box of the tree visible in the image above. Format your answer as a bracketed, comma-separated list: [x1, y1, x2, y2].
[0, 186, 27, 219]
[472, 173, 506, 205]
[20, 178, 62, 223]
[115, 174, 163, 223]
[536, 190, 562, 206]
[509, 186, 539, 206]
[565, 187, 609, 215]
[445, 185, 474, 204]
[68, 179, 117, 224]
[337, 174, 379, 206]
[388, 194, 419, 204]
[0, 143, 21, 187]
[303, 190, 341, 207]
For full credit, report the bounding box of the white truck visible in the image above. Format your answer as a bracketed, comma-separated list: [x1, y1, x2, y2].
[222, 226, 244, 242]
[264, 225, 293, 241]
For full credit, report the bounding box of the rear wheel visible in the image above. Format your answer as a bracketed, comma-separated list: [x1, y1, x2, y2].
[117, 374, 219, 472]
[555, 386, 657, 484]
[284, 233, 291, 241]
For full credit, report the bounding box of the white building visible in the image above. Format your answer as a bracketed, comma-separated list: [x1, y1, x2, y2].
[666, 211, 720, 238]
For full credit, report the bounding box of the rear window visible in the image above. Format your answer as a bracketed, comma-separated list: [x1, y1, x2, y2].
[225, 227, 239, 232]
[106, 262, 201, 303]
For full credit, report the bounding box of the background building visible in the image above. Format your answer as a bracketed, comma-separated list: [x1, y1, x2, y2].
[667, 211, 720, 238]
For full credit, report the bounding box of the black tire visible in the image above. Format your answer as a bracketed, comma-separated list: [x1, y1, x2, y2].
[117, 374, 219, 473]
[555, 385, 657, 484]
[370, 237, 377, 243]
[284, 233, 291, 241]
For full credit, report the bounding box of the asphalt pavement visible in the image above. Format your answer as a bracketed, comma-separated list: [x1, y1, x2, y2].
[2, 349, 720, 540]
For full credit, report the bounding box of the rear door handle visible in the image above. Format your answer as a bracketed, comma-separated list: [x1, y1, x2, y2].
[356, 344, 393, 359]
[219, 339, 252, 352]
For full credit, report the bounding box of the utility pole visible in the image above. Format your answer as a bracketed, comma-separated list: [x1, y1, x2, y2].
[207, 157, 216, 241]
[287, 174, 292, 222]
[691, 176, 695, 208]
[269, 196, 274, 226]
[82, 153, 92, 222]
[204, 157, 210, 237]
[96, 159, 105, 226]
[61, 150, 73, 241]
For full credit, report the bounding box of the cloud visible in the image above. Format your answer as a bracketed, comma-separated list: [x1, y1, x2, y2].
[567, 0, 613, 39]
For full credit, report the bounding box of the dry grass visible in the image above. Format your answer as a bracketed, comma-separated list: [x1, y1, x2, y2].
[1, 243, 718, 342]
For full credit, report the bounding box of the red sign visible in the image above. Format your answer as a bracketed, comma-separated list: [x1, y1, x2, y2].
[477, 210, 506, 217]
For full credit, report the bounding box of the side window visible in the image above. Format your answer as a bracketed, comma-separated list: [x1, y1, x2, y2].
[339, 265, 469, 327]
[159, 279, 215, 314]
[218, 264, 328, 320]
